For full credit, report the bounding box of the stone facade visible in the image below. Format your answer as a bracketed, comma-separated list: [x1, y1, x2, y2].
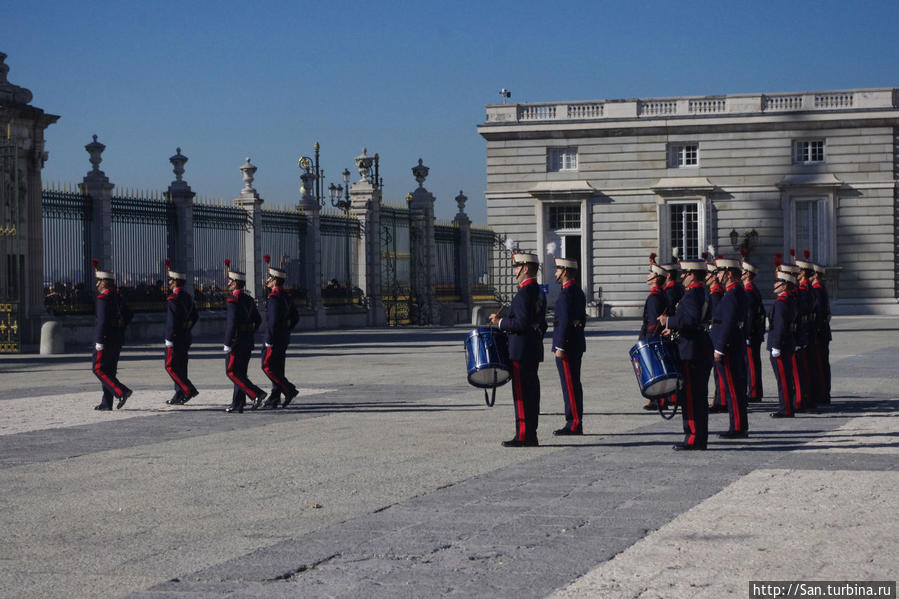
[478, 88, 899, 316]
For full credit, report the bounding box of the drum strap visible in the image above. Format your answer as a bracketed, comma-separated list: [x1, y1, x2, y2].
[484, 368, 498, 407]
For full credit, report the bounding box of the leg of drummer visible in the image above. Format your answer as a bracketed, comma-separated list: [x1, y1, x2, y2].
[521, 362, 541, 443]
[504, 361, 528, 446]
[675, 359, 709, 450]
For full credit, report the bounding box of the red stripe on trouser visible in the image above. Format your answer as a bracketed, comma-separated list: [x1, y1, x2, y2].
[791, 354, 803, 409]
[683, 360, 695, 445]
[715, 369, 726, 406]
[165, 347, 191, 394]
[512, 361, 526, 441]
[562, 357, 579, 430]
[746, 345, 757, 396]
[776, 356, 791, 415]
[724, 361, 741, 431]
[94, 349, 123, 396]
[262, 347, 289, 393]
[226, 353, 256, 396]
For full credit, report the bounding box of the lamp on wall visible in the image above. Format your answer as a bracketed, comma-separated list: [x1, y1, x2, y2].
[729, 228, 759, 258]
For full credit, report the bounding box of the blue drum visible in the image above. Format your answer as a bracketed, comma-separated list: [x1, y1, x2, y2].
[464, 327, 511, 389]
[629, 337, 682, 399]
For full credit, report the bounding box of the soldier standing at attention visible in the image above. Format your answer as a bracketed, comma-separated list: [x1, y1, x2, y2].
[769, 259, 796, 418]
[710, 255, 750, 439]
[658, 259, 712, 450]
[164, 265, 199, 406]
[488, 252, 547, 447]
[706, 252, 727, 414]
[810, 262, 832, 405]
[92, 267, 133, 410]
[641, 254, 670, 411]
[790, 249, 816, 412]
[223, 268, 265, 413]
[741, 251, 765, 402]
[258, 263, 300, 409]
[551, 256, 586, 436]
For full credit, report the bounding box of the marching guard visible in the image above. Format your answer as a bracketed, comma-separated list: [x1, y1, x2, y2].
[164, 266, 199, 405]
[710, 255, 750, 438]
[258, 264, 300, 409]
[92, 267, 133, 410]
[551, 257, 586, 436]
[741, 252, 765, 402]
[488, 252, 547, 447]
[223, 268, 266, 413]
[658, 259, 712, 450]
[769, 258, 796, 418]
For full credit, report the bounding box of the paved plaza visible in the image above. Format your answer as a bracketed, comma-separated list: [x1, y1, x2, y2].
[1, 316, 897, 598]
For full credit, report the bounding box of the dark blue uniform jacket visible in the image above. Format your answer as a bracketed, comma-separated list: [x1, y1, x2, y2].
[665, 283, 711, 362]
[94, 288, 132, 345]
[265, 286, 300, 346]
[663, 280, 684, 313]
[710, 282, 748, 356]
[767, 291, 794, 351]
[812, 281, 832, 342]
[224, 289, 261, 346]
[640, 286, 668, 340]
[552, 281, 586, 354]
[165, 287, 198, 345]
[499, 278, 547, 363]
[744, 281, 766, 343]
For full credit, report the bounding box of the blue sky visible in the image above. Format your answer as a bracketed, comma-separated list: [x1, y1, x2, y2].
[4, 0, 898, 223]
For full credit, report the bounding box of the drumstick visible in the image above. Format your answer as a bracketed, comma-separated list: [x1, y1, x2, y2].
[490, 305, 505, 326]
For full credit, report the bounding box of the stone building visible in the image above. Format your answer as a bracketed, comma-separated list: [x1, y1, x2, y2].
[477, 88, 899, 316]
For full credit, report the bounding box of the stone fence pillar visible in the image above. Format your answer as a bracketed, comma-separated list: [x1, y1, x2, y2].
[80, 135, 113, 274]
[408, 159, 439, 325]
[349, 148, 386, 326]
[235, 158, 263, 301]
[298, 163, 324, 326]
[453, 190, 473, 312]
[166, 148, 195, 293]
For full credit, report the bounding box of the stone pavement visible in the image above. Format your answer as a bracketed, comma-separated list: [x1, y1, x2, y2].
[0, 317, 897, 598]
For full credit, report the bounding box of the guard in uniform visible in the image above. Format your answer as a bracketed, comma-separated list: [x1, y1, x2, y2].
[791, 250, 816, 412]
[551, 257, 586, 436]
[706, 255, 727, 413]
[258, 265, 300, 409]
[810, 262, 832, 405]
[741, 252, 765, 402]
[92, 268, 133, 410]
[223, 269, 265, 413]
[488, 252, 547, 447]
[641, 254, 670, 411]
[164, 268, 199, 405]
[710, 255, 749, 438]
[769, 261, 796, 418]
[658, 259, 712, 450]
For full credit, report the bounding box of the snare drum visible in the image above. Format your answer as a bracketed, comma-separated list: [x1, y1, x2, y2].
[464, 327, 511, 389]
[629, 337, 682, 398]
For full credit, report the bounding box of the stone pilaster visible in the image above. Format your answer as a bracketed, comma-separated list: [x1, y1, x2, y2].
[454, 190, 473, 312]
[298, 167, 324, 326]
[234, 158, 263, 301]
[80, 135, 113, 277]
[408, 159, 439, 324]
[349, 148, 386, 326]
[166, 148, 195, 293]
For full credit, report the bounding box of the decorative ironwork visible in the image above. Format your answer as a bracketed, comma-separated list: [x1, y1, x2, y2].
[0, 303, 19, 353]
[380, 205, 411, 325]
[435, 223, 460, 302]
[1, 140, 22, 352]
[261, 207, 309, 306]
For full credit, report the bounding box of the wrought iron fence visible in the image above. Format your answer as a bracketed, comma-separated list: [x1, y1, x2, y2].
[471, 227, 495, 301]
[110, 193, 172, 311]
[435, 222, 460, 301]
[487, 234, 518, 307]
[1, 140, 21, 352]
[260, 207, 309, 307]
[41, 189, 94, 314]
[193, 201, 247, 310]
[320, 211, 362, 307]
[380, 205, 411, 325]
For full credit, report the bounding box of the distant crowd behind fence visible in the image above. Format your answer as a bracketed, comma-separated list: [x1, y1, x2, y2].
[41, 142, 508, 326]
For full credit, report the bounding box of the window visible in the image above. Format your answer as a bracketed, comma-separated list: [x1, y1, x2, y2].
[668, 143, 698, 168]
[794, 198, 822, 260]
[547, 147, 578, 172]
[549, 205, 581, 230]
[670, 202, 700, 259]
[794, 140, 825, 164]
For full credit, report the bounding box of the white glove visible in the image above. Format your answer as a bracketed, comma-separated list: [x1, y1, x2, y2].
[223, 345, 232, 353]
[264, 342, 272, 348]
[771, 348, 781, 358]
[95, 343, 104, 351]
[746, 339, 751, 346]
[165, 339, 174, 348]
[794, 346, 801, 352]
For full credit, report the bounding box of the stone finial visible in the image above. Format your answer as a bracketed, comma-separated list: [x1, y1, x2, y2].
[85, 135, 105, 173]
[0, 52, 34, 105]
[455, 190, 468, 215]
[240, 157, 257, 192]
[355, 147, 373, 181]
[412, 158, 429, 188]
[169, 147, 188, 181]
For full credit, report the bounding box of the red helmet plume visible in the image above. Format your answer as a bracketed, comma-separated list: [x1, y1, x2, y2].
[740, 248, 748, 258]
[774, 253, 783, 268]
[264, 254, 271, 264]
[649, 252, 657, 264]
[789, 248, 796, 257]
[701, 251, 708, 260]
[165, 258, 171, 267]
[224, 258, 231, 267]
[804, 249, 810, 259]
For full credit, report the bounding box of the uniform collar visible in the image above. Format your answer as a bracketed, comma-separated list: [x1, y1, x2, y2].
[650, 285, 662, 294]
[744, 281, 755, 291]
[710, 283, 723, 293]
[687, 282, 704, 290]
[562, 280, 575, 289]
[232, 289, 242, 296]
[663, 281, 674, 290]
[519, 277, 538, 288]
[777, 291, 790, 301]
[812, 281, 823, 289]
[172, 287, 182, 293]
[799, 281, 809, 290]
[726, 281, 739, 292]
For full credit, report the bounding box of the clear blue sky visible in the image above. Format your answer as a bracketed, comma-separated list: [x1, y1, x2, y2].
[4, 0, 898, 223]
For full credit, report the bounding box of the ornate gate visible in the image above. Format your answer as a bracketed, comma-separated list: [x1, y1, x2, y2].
[0, 139, 21, 352]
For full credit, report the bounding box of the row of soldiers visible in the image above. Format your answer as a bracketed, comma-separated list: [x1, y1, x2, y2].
[90, 263, 300, 413]
[641, 248, 833, 450]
